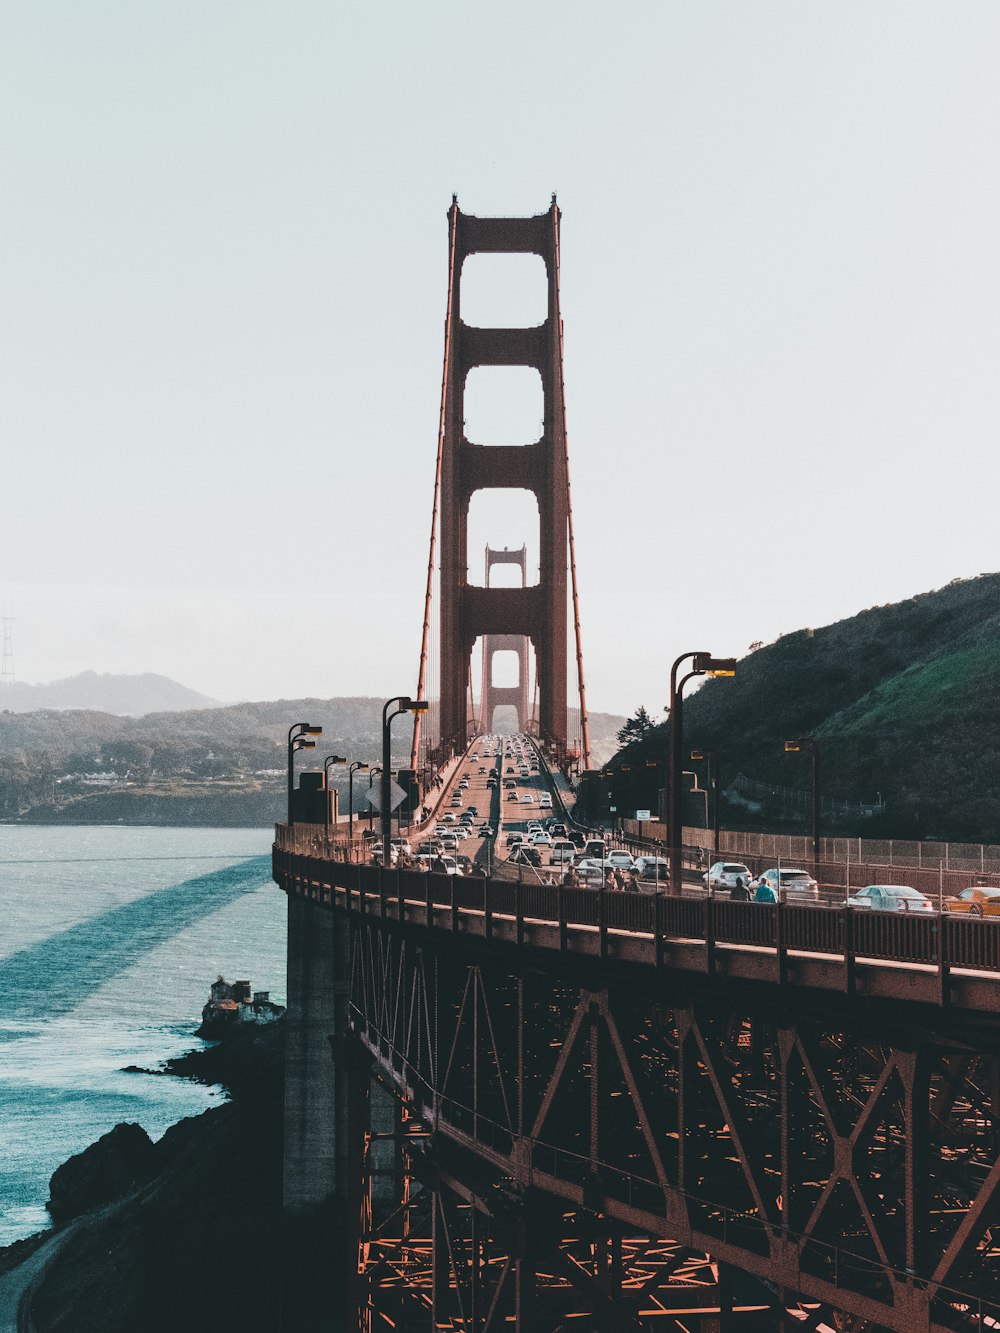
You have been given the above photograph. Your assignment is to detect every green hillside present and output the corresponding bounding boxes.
[587,574,1000,842]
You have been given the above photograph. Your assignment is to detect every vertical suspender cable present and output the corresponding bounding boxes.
[411,198,459,770]
[552,207,593,771]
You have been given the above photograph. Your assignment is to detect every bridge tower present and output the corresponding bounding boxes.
[411,197,592,768]
[480,545,530,734]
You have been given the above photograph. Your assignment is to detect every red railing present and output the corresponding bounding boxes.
[273,849,1000,995]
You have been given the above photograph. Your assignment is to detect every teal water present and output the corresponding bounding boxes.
[0,826,285,1246]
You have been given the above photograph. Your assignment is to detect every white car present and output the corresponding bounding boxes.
[606,850,634,870]
[703,862,756,893]
[521,794,534,804]
[539,795,553,809]
[440,812,457,824]
[530,831,552,846]
[551,841,576,864]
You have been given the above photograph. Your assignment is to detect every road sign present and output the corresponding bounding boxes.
[636,809,652,821]
[366,778,408,813]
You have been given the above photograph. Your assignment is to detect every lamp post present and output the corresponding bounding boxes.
[348,761,368,850]
[691,748,719,864]
[367,767,382,834]
[669,653,735,896]
[784,737,820,870]
[287,722,323,825]
[683,770,709,830]
[322,754,347,836]
[382,697,429,866]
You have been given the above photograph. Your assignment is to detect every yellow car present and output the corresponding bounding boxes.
[944,886,1000,917]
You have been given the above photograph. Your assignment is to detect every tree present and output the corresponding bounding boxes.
[617,706,654,746]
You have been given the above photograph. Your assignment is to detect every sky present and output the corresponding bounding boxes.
[2,2,999,718]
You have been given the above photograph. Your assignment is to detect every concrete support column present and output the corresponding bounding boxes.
[283,894,351,1210]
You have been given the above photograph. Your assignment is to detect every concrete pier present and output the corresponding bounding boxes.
[283,894,351,1211]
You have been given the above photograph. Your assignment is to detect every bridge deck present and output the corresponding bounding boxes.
[274,851,1000,1014]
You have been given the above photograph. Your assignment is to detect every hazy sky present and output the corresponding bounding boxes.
[3,3,999,716]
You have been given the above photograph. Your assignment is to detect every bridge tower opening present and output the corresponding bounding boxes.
[410,197,592,769]
[480,544,531,735]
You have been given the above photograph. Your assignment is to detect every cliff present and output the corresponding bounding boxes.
[19,1025,292,1332]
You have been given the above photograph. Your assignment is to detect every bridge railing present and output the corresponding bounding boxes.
[274,848,1000,983]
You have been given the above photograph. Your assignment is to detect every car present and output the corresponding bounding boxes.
[633,856,670,882]
[550,823,568,838]
[504,779,517,790]
[390,838,412,856]
[551,840,576,864]
[456,855,476,874]
[849,884,934,912]
[466,805,478,815]
[510,845,542,867]
[478,766,486,774]
[521,794,534,804]
[945,886,1000,916]
[606,850,634,870]
[506,766,515,774]
[703,862,756,894]
[530,831,552,846]
[576,856,615,874]
[755,868,820,902]
[478,824,493,838]
[539,794,553,809]
[507,792,519,802]
[505,833,523,849]
[583,839,607,861]
[437,855,462,876]
[438,834,459,850]
[440,812,457,824]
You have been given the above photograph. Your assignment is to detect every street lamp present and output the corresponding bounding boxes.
[669,653,735,896]
[382,697,429,865]
[784,737,820,869]
[368,767,382,834]
[348,761,368,848]
[683,770,709,830]
[287,723,322,824]
[322,754,347,835]
[691,748,719,864]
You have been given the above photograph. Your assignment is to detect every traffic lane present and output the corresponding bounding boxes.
[497,752,559,867]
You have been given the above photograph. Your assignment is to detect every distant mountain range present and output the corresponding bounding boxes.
[0,671,220,716]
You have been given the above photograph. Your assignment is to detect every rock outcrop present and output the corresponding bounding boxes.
[47,1123,156,1225]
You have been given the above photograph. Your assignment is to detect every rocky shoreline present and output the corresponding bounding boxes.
[0,1022,287,1332]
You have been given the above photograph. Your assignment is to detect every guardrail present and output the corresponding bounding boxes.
[273,850,1000,996]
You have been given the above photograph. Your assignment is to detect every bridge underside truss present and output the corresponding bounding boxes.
[348,922,1000,1332]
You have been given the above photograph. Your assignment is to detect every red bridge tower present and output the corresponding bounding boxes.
[411,197,591,766]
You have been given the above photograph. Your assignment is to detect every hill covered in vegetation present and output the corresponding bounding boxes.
[0,694,625,825]
[589,574,1000,843]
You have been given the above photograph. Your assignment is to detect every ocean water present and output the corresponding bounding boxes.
[0,825,285,1246]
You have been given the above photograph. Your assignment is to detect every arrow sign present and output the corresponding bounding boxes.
[366,778,408,813]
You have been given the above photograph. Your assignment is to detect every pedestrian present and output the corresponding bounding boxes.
[730,877,751,902]
[754,877,777,904]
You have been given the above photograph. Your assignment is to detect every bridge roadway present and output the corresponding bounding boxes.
[276,739,1000,1331]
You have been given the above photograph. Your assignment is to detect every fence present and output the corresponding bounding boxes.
[619,820,1000,874]
[274,849,1000,982]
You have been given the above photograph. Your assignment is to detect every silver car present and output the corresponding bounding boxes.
[849,884,934,913]
[757,868,820,902]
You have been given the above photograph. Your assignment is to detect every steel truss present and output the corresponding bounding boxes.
[346,920,1000,1331]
